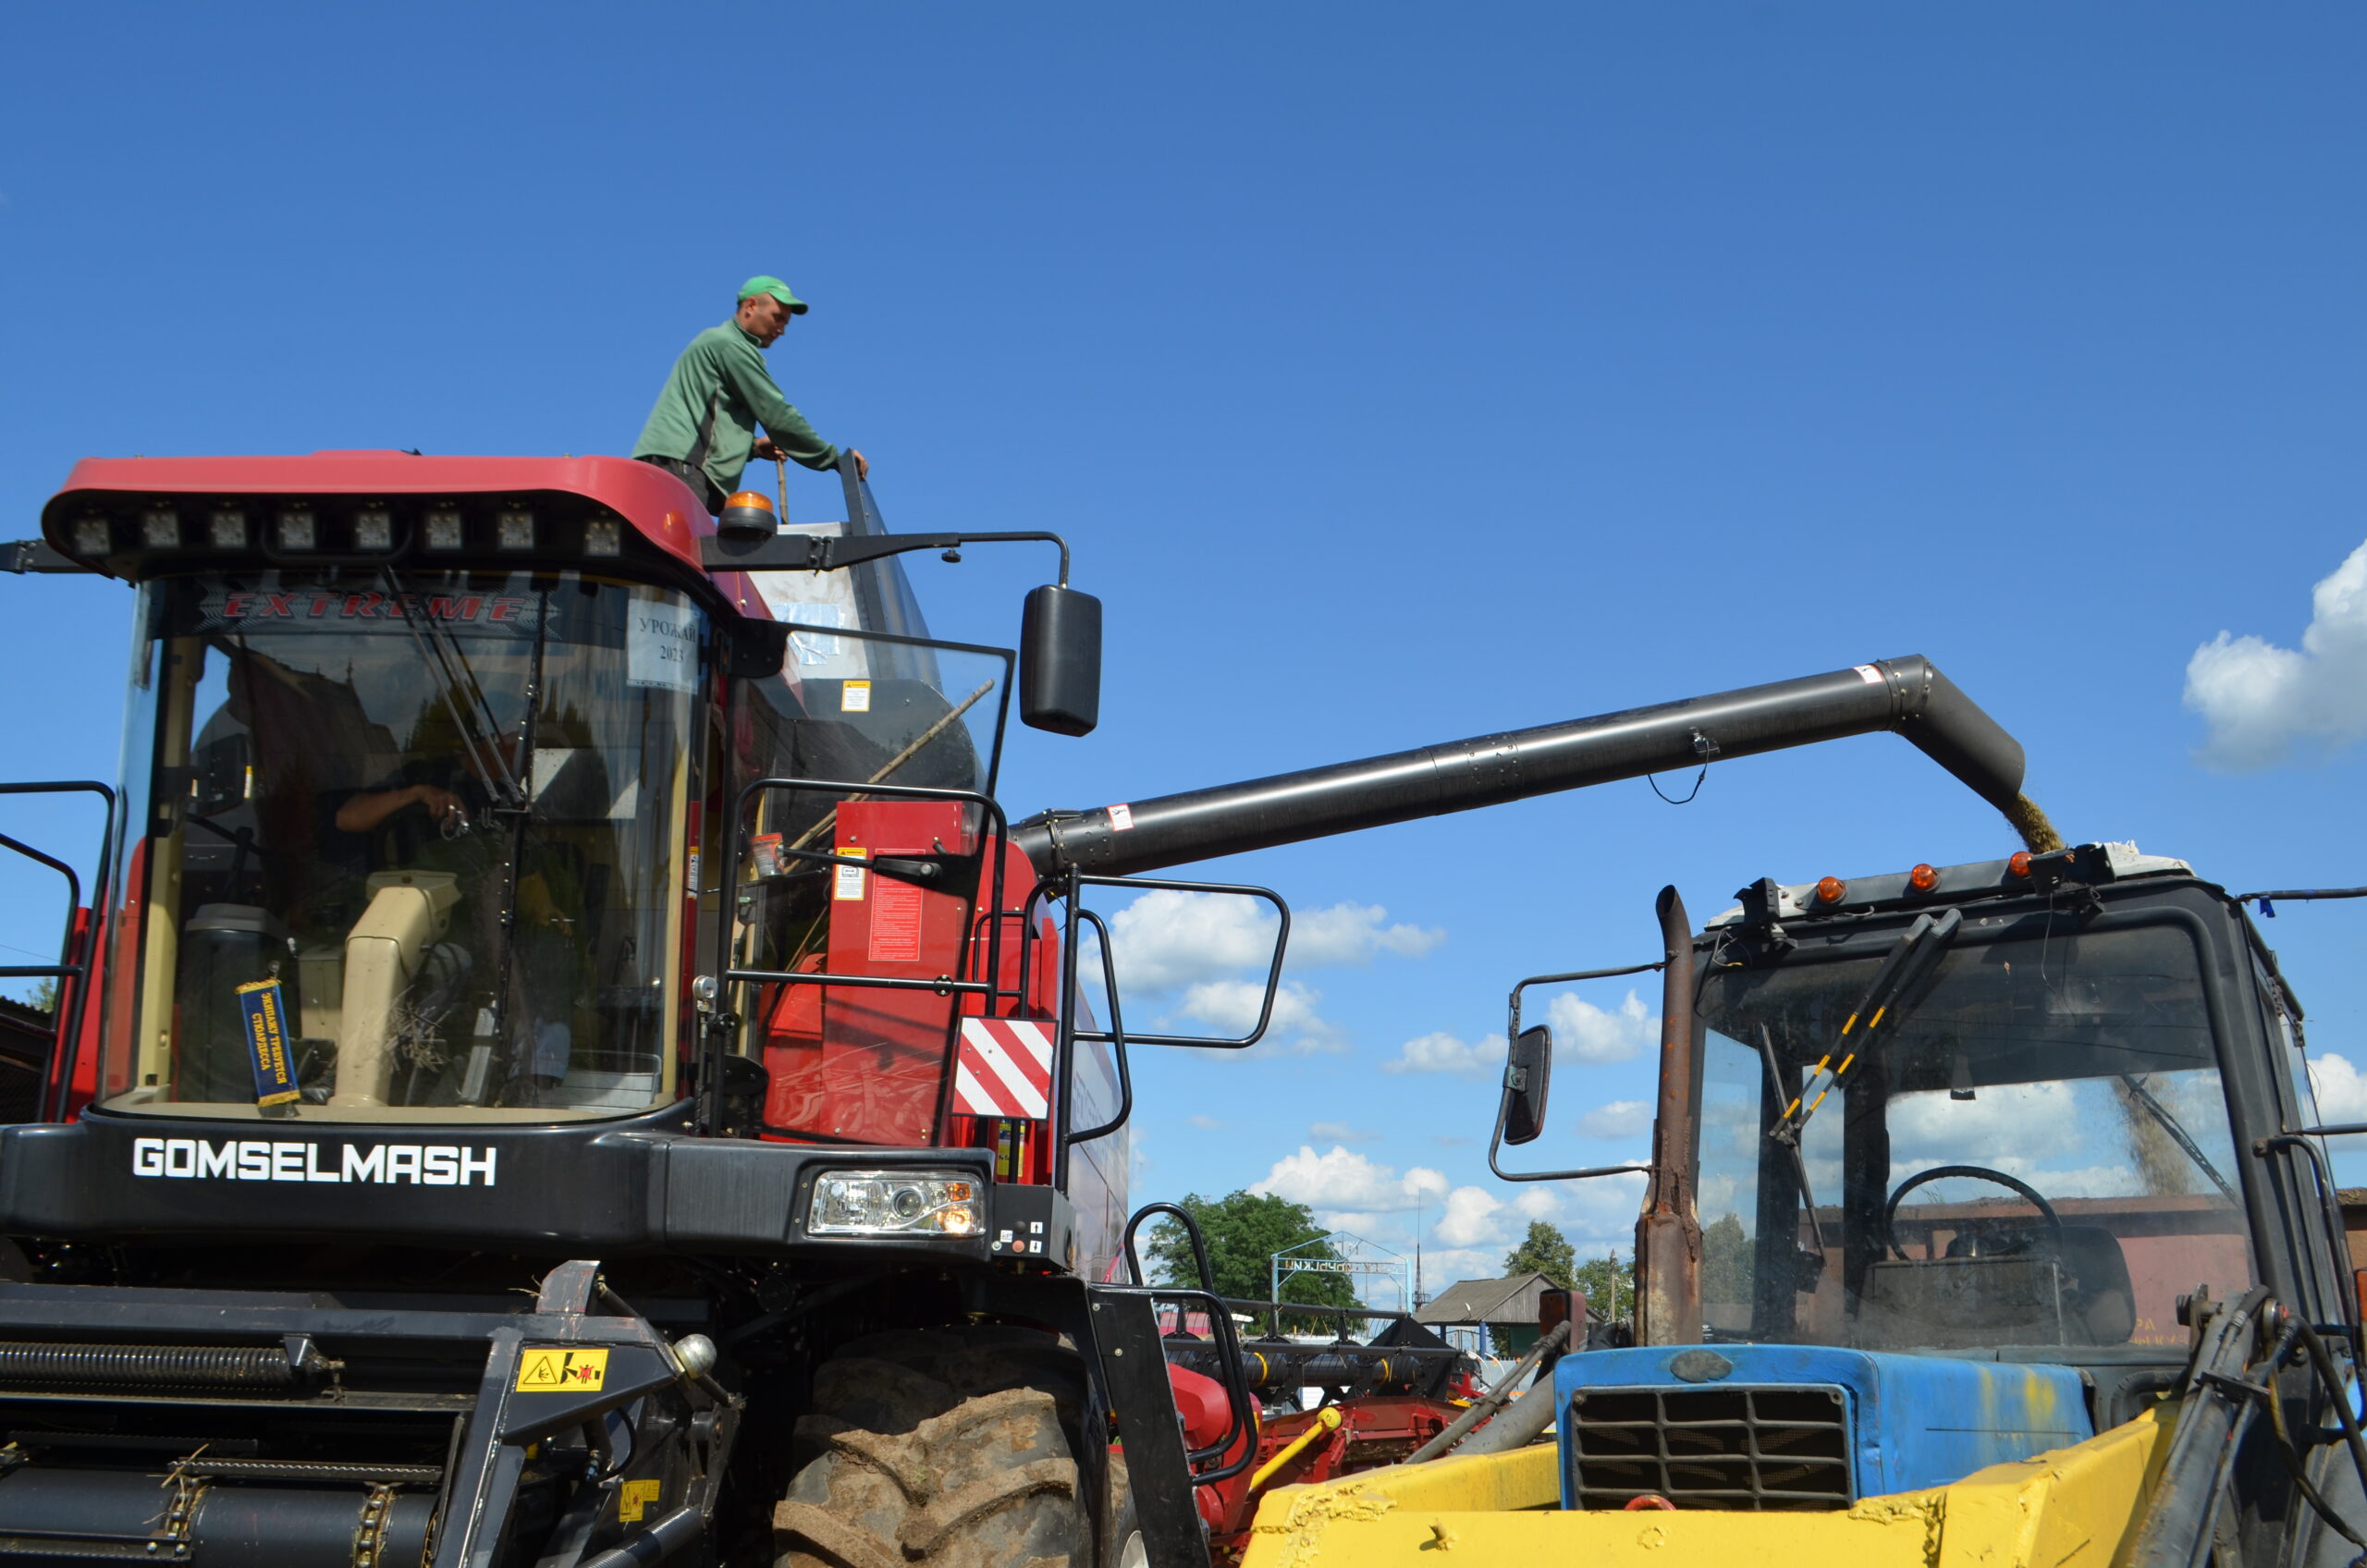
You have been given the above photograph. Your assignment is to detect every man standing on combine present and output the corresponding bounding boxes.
[632,276,868,514]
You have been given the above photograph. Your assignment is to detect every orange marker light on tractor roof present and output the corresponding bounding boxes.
[718,489,777,538]
[1907,864,1940,893]
[2008,851,2032,879]
[1814,876,1846,905]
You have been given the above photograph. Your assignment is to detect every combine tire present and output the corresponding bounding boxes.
[775,1326,1095,1568]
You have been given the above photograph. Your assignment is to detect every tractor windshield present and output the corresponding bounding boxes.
[1694,916,2253,1353]
[101,570,701,1121]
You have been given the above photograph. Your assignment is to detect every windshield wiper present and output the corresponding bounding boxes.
[1757,1023,1830,1275]
[1772,906,1963,1145]
[2116,1072,2242,1207]
[382,569,529,812]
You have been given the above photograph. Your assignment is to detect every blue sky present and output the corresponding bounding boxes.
[3,5,2363,1292]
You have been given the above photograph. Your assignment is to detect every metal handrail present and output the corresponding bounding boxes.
[0,781,117,1121]
[1489,959,1667,1184]
[1118,1203,1259,1484]
[712,776,1009,1139]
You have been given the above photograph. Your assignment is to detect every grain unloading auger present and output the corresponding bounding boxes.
[1234,853,2367,1568]
[0,447,2048,1568]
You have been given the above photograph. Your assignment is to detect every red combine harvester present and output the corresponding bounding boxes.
[0,448,2035,1568]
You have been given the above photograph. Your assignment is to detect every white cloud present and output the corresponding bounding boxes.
[1310,1121,1379,1144]
[1435,1186,1505,1248]
[1098,889,1444,992]
[1513,1186,1564,1219]
[1252,1145,1448,1214]
[2185,539,2367,769]
[1419,1247,1512,1289]
[1546,988,1659,1065]
[1405,1166,1452,1199]
[2309,1052,2367,1129]
[1094,890,1446,1053]
[1576,1098,1651,1140]
[1384,1030,1504,1076]
[1177,978,1343,1052]
[1100,888,1279,991]
[1184,1113,1226,1131]
[1288,902,1446,967]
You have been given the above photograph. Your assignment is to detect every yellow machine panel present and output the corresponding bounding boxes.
[1240,1405,2173,1568]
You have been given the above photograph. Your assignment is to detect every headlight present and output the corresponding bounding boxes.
[808,1170,979,1238]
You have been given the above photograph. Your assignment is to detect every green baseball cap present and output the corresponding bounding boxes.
[737,275,809,314]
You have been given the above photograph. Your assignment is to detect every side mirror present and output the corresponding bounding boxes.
[1019,584,1102,737]
[1502,1024,1552,1145]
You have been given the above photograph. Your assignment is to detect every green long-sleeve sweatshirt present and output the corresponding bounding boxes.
[631,322,840,496]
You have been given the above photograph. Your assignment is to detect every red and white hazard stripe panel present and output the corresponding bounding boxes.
[954,1019,1055,1121]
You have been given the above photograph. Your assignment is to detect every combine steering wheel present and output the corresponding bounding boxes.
[1882,1164,2064,1262]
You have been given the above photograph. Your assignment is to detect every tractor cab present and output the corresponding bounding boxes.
[1485,844,2356,1511]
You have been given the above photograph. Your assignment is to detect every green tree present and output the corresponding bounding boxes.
[1699,1212,1753,1312]
[1146,1191,1358,1322]
[1573,1249,1637,1326]
[1502,1220,1577,1290]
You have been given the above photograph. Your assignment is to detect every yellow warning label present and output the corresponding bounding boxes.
[515,1346,608,1391]
[619,1478,663,1523]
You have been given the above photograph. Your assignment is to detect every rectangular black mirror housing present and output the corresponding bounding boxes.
[1502,1023,1553,1145]
[1020,584,1101,736]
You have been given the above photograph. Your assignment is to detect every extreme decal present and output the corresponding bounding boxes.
[131,1137,497,1186]
[195,589,546,635]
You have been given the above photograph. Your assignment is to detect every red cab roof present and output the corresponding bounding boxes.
[48,450,717,575]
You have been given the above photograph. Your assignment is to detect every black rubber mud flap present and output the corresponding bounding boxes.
[1088,1289,1212,1568]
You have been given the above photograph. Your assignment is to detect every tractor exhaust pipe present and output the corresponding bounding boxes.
[1014,655,2028,878]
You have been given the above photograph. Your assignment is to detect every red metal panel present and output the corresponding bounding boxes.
[760,800,972,1144]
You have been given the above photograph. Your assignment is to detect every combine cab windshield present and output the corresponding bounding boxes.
[104,570,701,1121]
[1695,918,2253,1352]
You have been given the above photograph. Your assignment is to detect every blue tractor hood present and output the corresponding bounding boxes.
[1552,1343,2091,1510]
